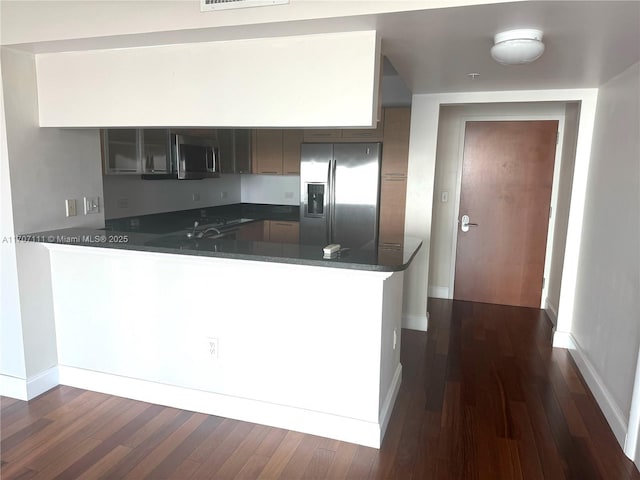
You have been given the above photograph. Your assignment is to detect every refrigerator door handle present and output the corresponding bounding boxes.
[325,157,338,244]
[329,157,337,243]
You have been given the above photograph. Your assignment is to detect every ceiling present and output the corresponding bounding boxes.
[3,1,639,94]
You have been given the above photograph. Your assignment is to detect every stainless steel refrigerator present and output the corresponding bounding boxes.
[299,142,381,250]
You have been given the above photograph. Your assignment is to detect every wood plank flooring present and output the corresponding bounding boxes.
[2,299,638,479]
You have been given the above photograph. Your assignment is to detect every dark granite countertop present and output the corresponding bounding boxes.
[103,203,299,234]
[25,204,421,272]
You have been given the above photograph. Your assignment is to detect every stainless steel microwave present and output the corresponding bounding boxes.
[174,134,220,180]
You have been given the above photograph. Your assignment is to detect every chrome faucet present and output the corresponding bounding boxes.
[186,221,222,239]
[196,227,222,238]
[186,221,199,239]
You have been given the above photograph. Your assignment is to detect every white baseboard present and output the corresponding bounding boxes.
[545,298,558,326]
[552,330,576,349]
[1,366,59,401]
[402,313,429,331]
[27,366,59,399]
[561,334,628,446]
[58,365,385,448]
[428,286,450,299]
[0,375,28,400]
[379,363,402,443]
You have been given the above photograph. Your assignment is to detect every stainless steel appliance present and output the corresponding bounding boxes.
[300,143,381,250]
[174,134,220,180]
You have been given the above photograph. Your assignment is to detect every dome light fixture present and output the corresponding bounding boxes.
[490,29,545,65]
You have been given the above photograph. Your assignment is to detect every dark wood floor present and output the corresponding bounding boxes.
[2,299,638,479]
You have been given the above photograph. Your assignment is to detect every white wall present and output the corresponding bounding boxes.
[1,46,106,395]
[49,245,402,447]
[0,57,26,383]
[570,62,640,446]
[240,175,300,206]
[36,31,381,129]
[2,47,104,234]
[427,102,567,300]
[546,102,580,320]
[103,174,242,219]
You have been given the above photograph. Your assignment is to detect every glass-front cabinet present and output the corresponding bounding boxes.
[141,129,171,174]
[102,129,172,175]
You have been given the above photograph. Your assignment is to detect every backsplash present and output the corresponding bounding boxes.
[103,174,242,219]
[103,174,301,219]
[240,175,300,206]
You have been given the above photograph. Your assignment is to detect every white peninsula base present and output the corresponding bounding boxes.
[48,245,404,448]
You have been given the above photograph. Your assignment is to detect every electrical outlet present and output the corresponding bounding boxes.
[441,191,449,203]
[83,197,100,215]
[192,192,201,202]
[284,191,294,199]
[65,199,77,217]
[220,191,228,200]
[206,336,219,360]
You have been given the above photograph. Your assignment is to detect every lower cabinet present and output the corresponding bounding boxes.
[264,220,300,244]
[236,220,300,244]
[236,221,265,241]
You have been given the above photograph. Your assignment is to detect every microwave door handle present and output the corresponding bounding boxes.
[207,149,215,173]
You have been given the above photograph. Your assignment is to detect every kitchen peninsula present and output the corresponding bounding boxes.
[26,205,421,448]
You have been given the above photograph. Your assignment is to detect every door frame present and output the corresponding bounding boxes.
[447,113,566,308]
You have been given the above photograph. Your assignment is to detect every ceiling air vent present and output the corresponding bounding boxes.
[201,0,289,12]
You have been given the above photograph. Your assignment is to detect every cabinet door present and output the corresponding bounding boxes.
[381,107,411,176]
[234,129,252,174]
[341,110,385,141]
[282,130,303,175]
[253,130,283,174]
[141,129,170,174]
[303,129,341,142]
[237,221,264,241]
[217,129,235,174]
[267,221,300,244]
[103,129,140,174]
[378,177,407,246]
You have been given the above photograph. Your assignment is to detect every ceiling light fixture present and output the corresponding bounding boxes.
[490,29,545,65]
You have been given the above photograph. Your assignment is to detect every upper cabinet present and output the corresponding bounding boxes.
[218,129,252,174]
[304,110,385,143]
[252,129,303,175]
[102,128,171,175]
[380,108,410,177]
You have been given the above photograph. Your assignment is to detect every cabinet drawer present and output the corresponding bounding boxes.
[266,221,300,244]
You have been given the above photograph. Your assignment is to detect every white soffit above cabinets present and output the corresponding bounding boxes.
[35,31,381,128]
[200,0,289,12]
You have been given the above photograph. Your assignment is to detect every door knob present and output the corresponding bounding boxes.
[460,214,479,232]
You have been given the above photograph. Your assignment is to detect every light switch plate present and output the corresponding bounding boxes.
[65,199,77,217]
[84,196,100,215]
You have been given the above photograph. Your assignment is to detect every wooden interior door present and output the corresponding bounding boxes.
[453,120,557,308]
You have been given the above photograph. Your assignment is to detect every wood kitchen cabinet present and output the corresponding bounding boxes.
[236,221,265,241]
[303,111,384,143]
[263,220,300,244]
[378,107,411,246]
[252,129,302,175]
[303,129,342,142]
[282,130,303,175]
[252,130,284,174]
